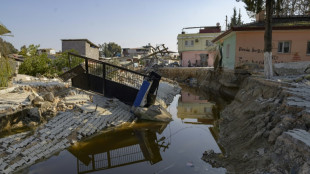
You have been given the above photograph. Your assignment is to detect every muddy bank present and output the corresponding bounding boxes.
[202,76,310,173]
[158,67,250,100]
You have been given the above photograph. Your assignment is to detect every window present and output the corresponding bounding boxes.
[307,41,310,55]
[226,44,230,58]
[206,40,211,46]
[185,40,194,47]
[278,41,291,53]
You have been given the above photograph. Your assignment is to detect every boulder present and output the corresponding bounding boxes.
[28,107,41,121]
[33,96,44,103]
[43,92,54,102]
[133,105,172,122]
[28,93,36,102]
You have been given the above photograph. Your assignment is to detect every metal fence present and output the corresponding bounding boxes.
[68,53,148,104]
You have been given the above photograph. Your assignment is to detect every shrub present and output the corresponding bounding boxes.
[19,53,51,76]
[0,57,13,87]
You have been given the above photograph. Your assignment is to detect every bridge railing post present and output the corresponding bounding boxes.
[68,53,72,69]
[103,63,106,95]
[85,59,90,90]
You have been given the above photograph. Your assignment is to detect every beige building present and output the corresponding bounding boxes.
[62,39,99,60]
[177,26,222,67]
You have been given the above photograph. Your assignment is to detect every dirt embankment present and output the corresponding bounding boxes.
[158,67,250,100]
[203,76,310,173]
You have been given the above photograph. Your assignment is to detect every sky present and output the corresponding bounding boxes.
[0,0,252,52]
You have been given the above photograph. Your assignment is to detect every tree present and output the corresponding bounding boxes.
[18,44,52,76]
[264,0,273,79]
[237,0,310,17]
[280,0,310,15]
[228,7,243,29]
[228,7,242,28]
[237,0,264,18]
[99,42,121,58]
[51,49,82,75]
[238,9,242,25]
[231,7,238,27]
[0,38,18,57]
[0,57,13,87]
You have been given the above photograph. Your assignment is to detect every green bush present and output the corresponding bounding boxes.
[19,53,51,76]
[0,57,13,87]
[18,44,82,77]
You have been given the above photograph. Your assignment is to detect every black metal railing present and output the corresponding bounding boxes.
[68,53,149,104]
[68,53,147,85]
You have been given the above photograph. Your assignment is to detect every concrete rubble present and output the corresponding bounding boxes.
[132,82,181,122]
[0,74,179,174]
[274,61,310,76]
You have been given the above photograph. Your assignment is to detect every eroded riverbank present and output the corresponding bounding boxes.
[159,67,310,173]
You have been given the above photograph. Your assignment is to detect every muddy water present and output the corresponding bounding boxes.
[24,89,226,174]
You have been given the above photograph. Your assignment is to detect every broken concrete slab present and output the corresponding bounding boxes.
[64,94,90,105]
[133,105,172,122]
[274,61,310,76]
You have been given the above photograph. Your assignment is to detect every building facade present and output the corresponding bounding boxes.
[62,39,99,60]
[213,15,310,69]
[122,44,153,58]
[177,26,222,67]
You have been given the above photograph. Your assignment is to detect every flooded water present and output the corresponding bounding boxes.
[24,88,226,174]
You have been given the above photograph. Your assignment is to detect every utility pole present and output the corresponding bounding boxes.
[225,15,228,30]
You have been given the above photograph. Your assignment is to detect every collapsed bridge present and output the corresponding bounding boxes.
[60,52,161,106]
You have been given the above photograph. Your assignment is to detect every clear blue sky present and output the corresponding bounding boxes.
[0,0,251,52]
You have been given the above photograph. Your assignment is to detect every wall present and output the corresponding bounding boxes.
[181,51,215,67]
[222,33,236,70]
[85,42,99,60]
[177,32,221,52]
[62,41,86,56]
[235,30,310,67]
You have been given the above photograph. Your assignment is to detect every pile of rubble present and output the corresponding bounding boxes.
[0,74,181,173]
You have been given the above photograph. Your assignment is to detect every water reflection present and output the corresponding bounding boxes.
[27,88,227,174]
[68,122,169,174]
[178,91,215,125]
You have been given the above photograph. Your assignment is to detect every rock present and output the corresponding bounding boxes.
[40,102,53,112]
[43,92,54,102]
[57,102,67,111]
[68,90,76,96]
[33,96,44,103]
[28,121,38,127]
[28,107,41,121]
[11,121,24,129]
[203,150,215,157]
[186,162,194,167]
[268,127,283,143]
[299,162,310,174]
[133,105,172,122]
[256,148,265,156]
[28,93,37,102]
